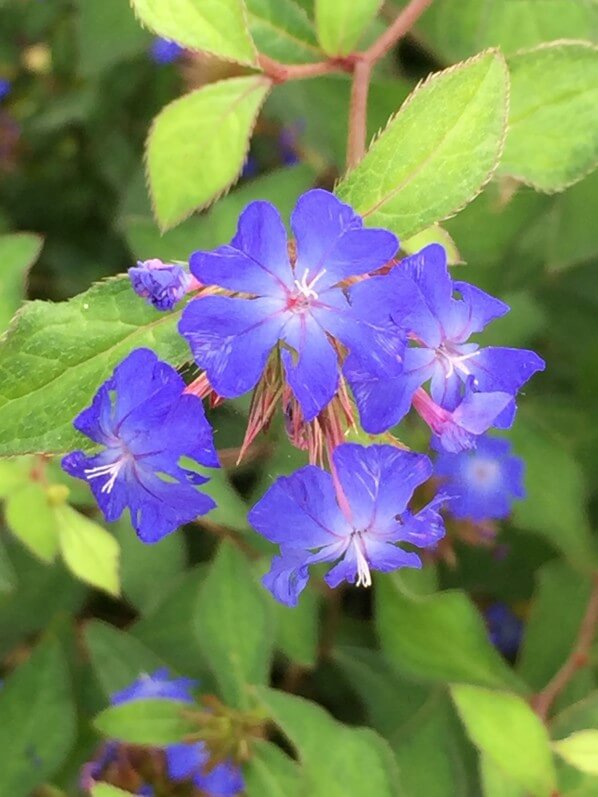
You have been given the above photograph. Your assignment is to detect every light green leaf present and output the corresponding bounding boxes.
[500,42,598,192]
[247,0,322,63]
[94,698,196,745]
[553,731,598,776]
[0,233,42,332]
[401,224,461,264]
[123,163,316,262]
[56,505,120,597]
[451,684,557,797]
[84,620,169,697]
[255,687,400,797]
[92,785,136,797]
[376,575,526,691]
[245,739,303,797]
[336,50,509,240]
[0,276,188,458]
[130,0,257,65]
[0,458,31,499]
[315,0,382,55]
[0,638,76,797]
[195,542,274,708]
[480,754,527,797]
[4,482,60,563]
[147,76,272,230]
[509,413,597,568]
[77,0,150,76]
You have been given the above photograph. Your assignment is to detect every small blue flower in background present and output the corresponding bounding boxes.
[345,243,545,450]
[129,258,193,311]
[111,669,244,797]
[278,124,302,166]
[0,79,11,102]
[485,602,523,659]
[435,435,525,521]
[241,153,259,179]
[137,787,154,797]
[150,37,185,65]
[62,349,218,543]
[249,443,446,606]
[179,189,403,422]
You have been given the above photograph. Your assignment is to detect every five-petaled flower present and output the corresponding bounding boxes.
[111,670,244,797]
[129,258,193,311]
[345,244,545,451]
[179,189,403,424]
[435,435,525,521]
[62,348,218,543]
[248,443,446,606]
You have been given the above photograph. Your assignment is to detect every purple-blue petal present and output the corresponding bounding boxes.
[397,244,453,334]
[262,548,311,607]
[448,281,509,341]
[129,260,191,311]
[111,669,196,705]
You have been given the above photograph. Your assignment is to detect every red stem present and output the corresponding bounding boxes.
[346,59,373,169]
[362,0,435,63]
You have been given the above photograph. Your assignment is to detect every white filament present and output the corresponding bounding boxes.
[84,459,125,494]
[352,535,372,588]
[293,268,327,300]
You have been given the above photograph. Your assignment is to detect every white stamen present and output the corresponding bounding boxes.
[352,535,372,588]
[293,268,327,300]
[442,349,480,379]
[84,459,125,494]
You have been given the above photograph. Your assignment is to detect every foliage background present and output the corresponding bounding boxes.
[0,1,597,796]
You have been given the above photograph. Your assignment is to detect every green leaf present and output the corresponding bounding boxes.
[0,276,188,458]
[500,42,598,192]
[401,224,461,264]
[518,562,594,693]
[113,518,185,612]
[0,457,31,499]
[376,574,526,691]
[336,50,509,240]
[275,586,319,667]
[94,698,196,745]
[0,637,76,797]
[56,505,120,597]
[0,233,42,332]
[92,785,136,797]
[123,163,316,261]
[77,0,149,77]
[255,687,400,797]
[509,414,597,568]
[315,0,382,55]
[247,0,322,63]
[245,739,303,797]
[0,537,17,594]
[545,169,598,272]
[553,731,598,776]
[130,0,257,65]
[84,620,169,697]
[480,754,527,797]
[4,482,60,562]
[552,693,598,740]
[451,684,557,797]
[147,76,272,230]
[195,542,274,708]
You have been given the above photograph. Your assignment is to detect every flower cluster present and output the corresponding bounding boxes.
[64,189,544,603]
[82,669,244,796]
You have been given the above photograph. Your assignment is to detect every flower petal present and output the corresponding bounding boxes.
[448,282,509,341]
[262,548,311,607]
[362,538,423,572]
[397,244,452,335]
[190,201,293,296]
[291,189,398,290]
[179,295,286,398]
[468,347,545,395]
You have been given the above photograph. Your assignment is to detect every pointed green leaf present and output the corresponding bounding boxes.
[247,0,321,63]
[376,575,526,691]
[130,0,257,65]
[78,0,150,77]
[500,42,598,192]
[56,505,120,597]
[94,698,196,745]
[336,50,509,240]
[147,76,272,230]
[315,0,382,55]
[195,542,274,708]
[480,754,527,797]
[0,638,76,797]
[5,483,60,563]
[553,731,598,776]
[245,740,303,797]
[0,276,188,458]
[92,785,136,797]
[452,685,557,797]
[0,233,42,332]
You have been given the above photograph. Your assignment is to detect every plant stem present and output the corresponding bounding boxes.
[345,0,435,168]
[258,54,350,83]
[532,574,598,722]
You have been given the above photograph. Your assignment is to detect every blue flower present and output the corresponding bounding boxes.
[110,668,196,705]
[129,258,193,311]
[167,743,244,796]
[345,244,545,449]
[179,189,403,422]
[137,787,155,797]
[150,37,184,64]
[248,443,445,606]
[62,348,218,543]
[485,602,523,658]
[0,79,11,102]
[435,435,525,521]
